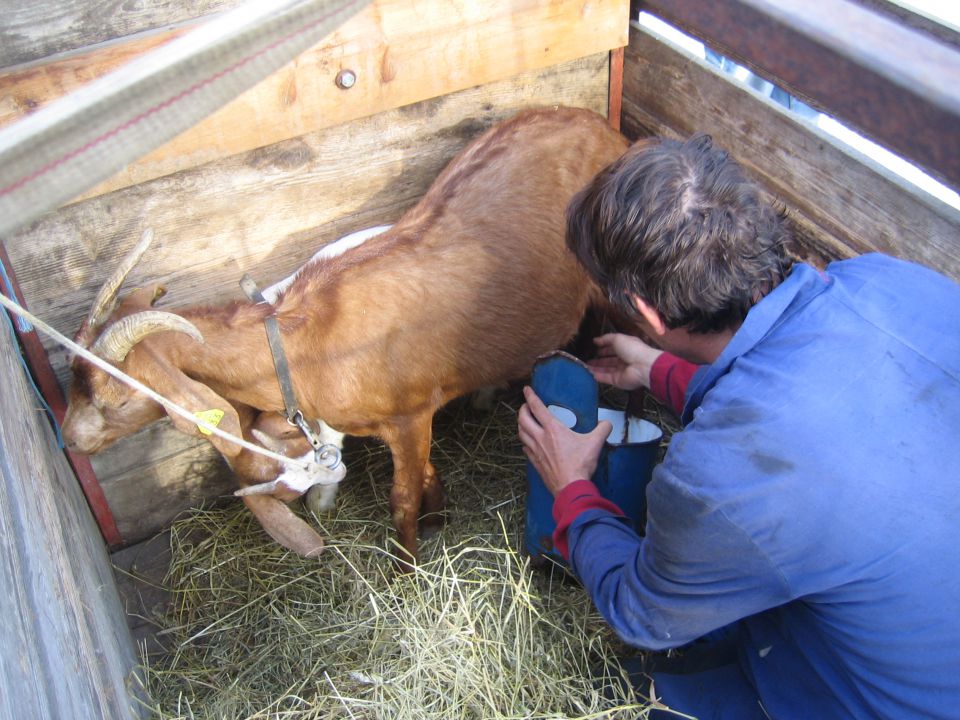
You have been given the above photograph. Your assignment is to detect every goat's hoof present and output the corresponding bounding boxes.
[391,554,417,575]
[419,510,448,540]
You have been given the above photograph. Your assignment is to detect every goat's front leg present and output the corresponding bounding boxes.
[384,411,436,570]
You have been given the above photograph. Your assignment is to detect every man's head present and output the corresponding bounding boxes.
[567,134,792,336]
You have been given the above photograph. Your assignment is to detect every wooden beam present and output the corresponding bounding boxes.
[0,297,141,718]
[0,0,628,203]
[622,22,960,280]
[848,0,960,49]
[608,48,624,132]
[0,29,191,131]
[633,0,960,191]
[0,0,237,69]
[0,244,122,547]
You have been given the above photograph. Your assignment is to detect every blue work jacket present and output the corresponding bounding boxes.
[564,254,960,719]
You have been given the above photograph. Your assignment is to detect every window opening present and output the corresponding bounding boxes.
[636,11,960,211]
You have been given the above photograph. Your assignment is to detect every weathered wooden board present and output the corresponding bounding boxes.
[0,0,237,69]
[850,0,960,49]
[93,424,234,543]
[0,0,628,203]
[633,0,960,191]
[621,22,960,279]
[6,53,610,545]
[111,530,174,658]
[0,316,142,717]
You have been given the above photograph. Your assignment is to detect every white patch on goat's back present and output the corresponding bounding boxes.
[315,224,392,261]
[262,225,392,303]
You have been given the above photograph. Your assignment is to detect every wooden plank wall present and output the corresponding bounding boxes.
[621,21,960,279]
[0,0,237,68]
[0,318,142,718]
[0,0,627,201]
[0,0,626,545]
[633,0,960,192]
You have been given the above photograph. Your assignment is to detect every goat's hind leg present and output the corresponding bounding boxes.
[384,411,440,571]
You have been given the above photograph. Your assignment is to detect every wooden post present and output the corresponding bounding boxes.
[0,307,142,717]
[608,47,625,132]
[0,242,122,547]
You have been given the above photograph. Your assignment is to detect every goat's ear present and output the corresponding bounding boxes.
[119,285,167,311]
[161,374,244,458]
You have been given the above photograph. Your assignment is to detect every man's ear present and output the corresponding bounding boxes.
[627,293,668,336]
[162,373,244,458]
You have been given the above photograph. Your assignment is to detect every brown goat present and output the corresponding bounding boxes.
[62,106,630,565]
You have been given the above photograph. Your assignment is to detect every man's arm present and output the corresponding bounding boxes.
[555,469,791,650]
[519,381,789,651]
[551,479,625,558]
[588,334,700,416]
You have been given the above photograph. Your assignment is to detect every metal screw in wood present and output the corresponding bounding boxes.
[335,69,357,89]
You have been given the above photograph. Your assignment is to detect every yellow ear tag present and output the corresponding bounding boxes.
[194,409,225,435]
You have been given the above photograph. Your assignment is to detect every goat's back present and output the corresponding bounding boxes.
[284,107,629,419]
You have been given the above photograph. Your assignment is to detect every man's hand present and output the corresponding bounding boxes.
[518,386,612,497]
[588,333,664,391]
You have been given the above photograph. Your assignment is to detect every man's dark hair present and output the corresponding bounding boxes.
[566,134,792,334]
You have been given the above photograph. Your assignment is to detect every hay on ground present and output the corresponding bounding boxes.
[134,386,680,719]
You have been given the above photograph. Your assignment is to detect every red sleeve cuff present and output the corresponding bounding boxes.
[649,352,700,416]
[552,480,625,560]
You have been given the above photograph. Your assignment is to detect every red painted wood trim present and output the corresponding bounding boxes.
[0,243,122,547]
[608,47,625,132]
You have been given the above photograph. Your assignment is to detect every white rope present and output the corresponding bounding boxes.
[0,291,317,474]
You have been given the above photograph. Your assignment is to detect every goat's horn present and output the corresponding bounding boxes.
[92,310,203,362]
[241,495,325,557]
[251,428,287,455]
[77,228,155,347]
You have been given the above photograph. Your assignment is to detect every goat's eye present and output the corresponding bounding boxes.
[96,396,129,413]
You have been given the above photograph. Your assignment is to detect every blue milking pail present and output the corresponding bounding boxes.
[523,351,663,565]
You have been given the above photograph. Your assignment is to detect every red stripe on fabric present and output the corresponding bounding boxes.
[551,479,625,560]
[649,352,699,416]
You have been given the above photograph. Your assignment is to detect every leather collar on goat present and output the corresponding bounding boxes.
[239,273,341,470]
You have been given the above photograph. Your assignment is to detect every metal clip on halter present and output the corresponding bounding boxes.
[289,410,342,470]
